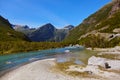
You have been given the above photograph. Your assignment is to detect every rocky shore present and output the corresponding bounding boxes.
[0,46,120,80]
[67,46,120,80]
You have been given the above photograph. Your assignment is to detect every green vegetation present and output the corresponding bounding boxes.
[96,11,120,33]
[54,61,99,78]
[64,3,113,43]
[54,62,91,77]
[109,37,120,47]
[0,41,69,55]
[0,16,30,41]
[79,34,108,48]
[1,1,120,55]
[96,54,120,60]
[64,1,120,48]
[0,16,70,55]
[55,62,75,71]
[67,71,92,77]
[79,34,120,48]
[78,50,97,64]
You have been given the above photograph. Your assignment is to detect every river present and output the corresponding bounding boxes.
[0,46,96,76]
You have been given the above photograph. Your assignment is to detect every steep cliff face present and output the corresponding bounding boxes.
[64,1,120,47]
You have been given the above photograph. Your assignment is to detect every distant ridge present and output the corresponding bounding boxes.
[13,23,74,42]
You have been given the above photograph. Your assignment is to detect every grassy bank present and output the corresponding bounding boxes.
[0,41,70,55]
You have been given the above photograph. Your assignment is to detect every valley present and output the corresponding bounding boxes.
[0,0,120,80]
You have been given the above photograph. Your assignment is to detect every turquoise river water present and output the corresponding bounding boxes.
[0,46,96,76]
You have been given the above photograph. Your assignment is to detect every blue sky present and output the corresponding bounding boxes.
[0,0,111,28]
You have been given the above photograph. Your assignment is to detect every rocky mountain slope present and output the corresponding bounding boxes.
[53,25,74,42]
[0,16,69,54]
[28,23,56,42]
[64,25,74,30]
[64,0,120,48]
[28,23,74,42]
[13,23,74,42]
[12,24,36,35]
[0,15,30,41]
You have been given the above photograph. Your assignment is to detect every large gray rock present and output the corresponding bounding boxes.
[88,56,120,70]
[113,28,120,33]
[88,56,106,67]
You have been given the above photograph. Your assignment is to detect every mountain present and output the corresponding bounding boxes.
[26,23,74,42]
[64,0,120,47]
[12,22,74,42]
[64,25,74,30]
[0,16,67,54]
[12,25,29,29]
[53,25,74,42]
[0,15,30,41]
[54,29,69,42]
[12,24,36,35]
[28,23,56,42]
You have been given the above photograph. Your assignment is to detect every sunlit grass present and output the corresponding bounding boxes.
[67,71,92,77]
[54,61,76,71]
[96,54,120,60]
[77,50,97,64]
[53,61,101,78]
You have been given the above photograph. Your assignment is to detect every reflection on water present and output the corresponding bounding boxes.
[74,59,83,64]
[29,58,39,61]
[56,51,74,62]
[55,49,96,65]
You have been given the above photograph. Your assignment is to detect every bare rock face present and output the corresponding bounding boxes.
[28,23,74,42]
[109,0,120,16]
[88,56,106,67]
[113,28,120,33]
[112,0,120,3]
[83,17,96,25]
[28,23,56,42]
[64,25,74,30]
